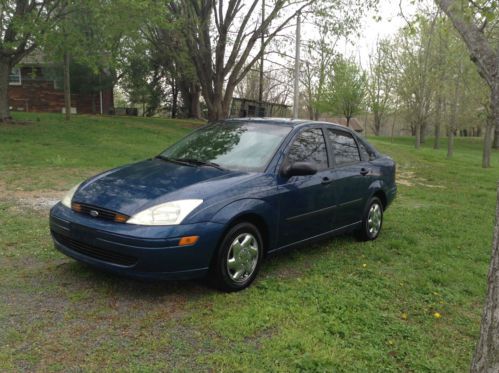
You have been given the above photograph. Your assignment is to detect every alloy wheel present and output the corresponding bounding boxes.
[226,233,259,283]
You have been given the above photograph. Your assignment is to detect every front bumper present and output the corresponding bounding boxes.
[49,203,225,280]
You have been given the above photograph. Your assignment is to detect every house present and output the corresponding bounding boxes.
[230,97,290,118]
[319,116,364,132]
[8,51,114,114]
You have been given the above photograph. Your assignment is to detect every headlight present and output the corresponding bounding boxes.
[127,199,203,226]
[61,182,82,208]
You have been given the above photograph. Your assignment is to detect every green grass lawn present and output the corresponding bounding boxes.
[0,112,497,372]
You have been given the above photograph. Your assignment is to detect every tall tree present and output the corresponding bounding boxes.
[301,21,338,121]
[319,58,366,127]
[395,15,438,148]
[147,11,202,119]
[436,0,497,168]
[235,63,292,106]
[300,1,373,121]
[433,0,499,370]
[0,0,65,121]
[174,0,314,121]
[42,0,156,119]
[366,38,395,136]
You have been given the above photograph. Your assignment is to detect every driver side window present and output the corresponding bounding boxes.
[286,128,328,170]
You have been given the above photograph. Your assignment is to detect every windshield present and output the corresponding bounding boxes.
[160,121,292,172]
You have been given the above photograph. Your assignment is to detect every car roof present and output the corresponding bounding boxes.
[226,117,356,133]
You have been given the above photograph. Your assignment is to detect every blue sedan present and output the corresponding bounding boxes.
[50,118,396,291]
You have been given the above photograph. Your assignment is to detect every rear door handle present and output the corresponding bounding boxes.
[360,168,369,176]
[321,176,333,185]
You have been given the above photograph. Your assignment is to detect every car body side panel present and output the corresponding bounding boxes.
[276,171,337,247]
[210,198,280,250]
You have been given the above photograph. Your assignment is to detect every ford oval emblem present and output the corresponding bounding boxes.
[89,210,99,217]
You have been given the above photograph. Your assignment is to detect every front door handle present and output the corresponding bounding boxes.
[360,168,369,176]
[321,176,333,185]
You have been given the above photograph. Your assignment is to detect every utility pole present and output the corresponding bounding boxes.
[293,12,301,120]
[258,0,265,117]
[63,50,71,121]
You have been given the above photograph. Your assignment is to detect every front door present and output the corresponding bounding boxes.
[277,128,336,247]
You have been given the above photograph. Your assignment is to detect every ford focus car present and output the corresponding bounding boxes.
[49,118,397,291]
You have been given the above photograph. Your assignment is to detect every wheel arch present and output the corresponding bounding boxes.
[210,198,278,258]
[372,189,387,209]
[367,180,388,209]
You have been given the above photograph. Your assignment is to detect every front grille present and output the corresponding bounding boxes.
[52,231,137,267]
[71,202,129,223]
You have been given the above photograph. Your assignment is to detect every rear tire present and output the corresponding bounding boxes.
[357,197,384,241]
[211,222,263,292]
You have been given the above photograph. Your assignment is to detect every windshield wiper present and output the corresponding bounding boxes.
[154,155,195,167]
[175,158,226,171]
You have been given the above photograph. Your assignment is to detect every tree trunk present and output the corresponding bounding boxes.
[346,116,351,128]
[307,105,314,120]
[374,113,381,136]
[447,127,454,159]
[178,81,201,119]
[448,78,460,159]
[420,122,426,144]
[470,182,499,372]
[434,95,442,149]
[0,60,12,122]
[415,120,421,149]
[482,89,499,168]
[190,86,201,119]
[171,81,178,119]
[494,117,499,149]
[391,111,398,143]
[63,51,71,121]
[483,122,493,168]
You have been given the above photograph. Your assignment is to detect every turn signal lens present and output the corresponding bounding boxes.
[72,202,82,212]
[114,214,128,223]
[178,236,199,246]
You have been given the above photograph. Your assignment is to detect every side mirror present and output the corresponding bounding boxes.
[281,162,318,178]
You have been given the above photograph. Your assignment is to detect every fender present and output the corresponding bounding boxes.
[211,198,279,251]
[367,179,385,195]
[367,179,390,208]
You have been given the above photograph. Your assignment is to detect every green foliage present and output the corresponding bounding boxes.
[42,0,159,72]
[301,0,378,119]
[318,58,366,123]
[69,62,115,94]
[393,12,488,136]
[366,38,396,135]
[0,1,63,62]
[0,112,496,371]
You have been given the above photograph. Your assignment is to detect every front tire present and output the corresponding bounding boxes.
[211,222,263,292]
[357,197,384,241]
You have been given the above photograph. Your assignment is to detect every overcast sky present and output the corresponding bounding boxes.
[354,0,418,65]
[299,0,421,66]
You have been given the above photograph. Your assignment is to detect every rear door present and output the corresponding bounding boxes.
[327,129,372,228]
[277,127,336,247]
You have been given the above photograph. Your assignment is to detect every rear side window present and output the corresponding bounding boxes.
[358,141,372,160]
[327,130,360,166]
[287,128,328,170]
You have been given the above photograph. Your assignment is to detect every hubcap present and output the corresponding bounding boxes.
[367,203,382,236]
[227,233,259,283]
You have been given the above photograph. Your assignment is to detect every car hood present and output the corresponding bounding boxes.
[73,158,246,215]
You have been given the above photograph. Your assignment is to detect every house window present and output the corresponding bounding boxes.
[9,67,21,85]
